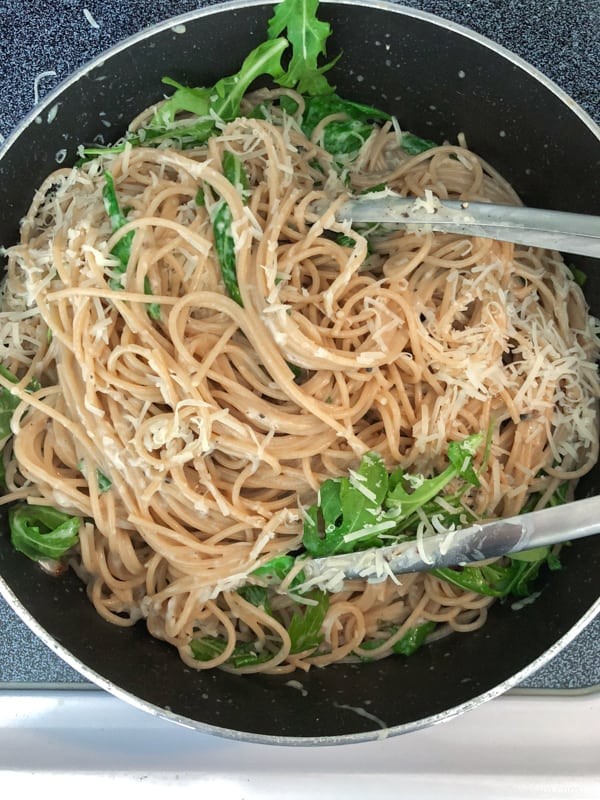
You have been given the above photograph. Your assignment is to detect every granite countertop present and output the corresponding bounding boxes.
[0,0,598,690]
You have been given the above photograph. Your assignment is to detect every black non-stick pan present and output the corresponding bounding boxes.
[0,0,598,743]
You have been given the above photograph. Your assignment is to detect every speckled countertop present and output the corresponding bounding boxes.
[0,0,598,690]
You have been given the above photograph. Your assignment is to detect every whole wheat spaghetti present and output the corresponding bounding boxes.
[1,88,598,674]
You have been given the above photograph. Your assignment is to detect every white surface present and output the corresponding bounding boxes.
[0,688,598,797]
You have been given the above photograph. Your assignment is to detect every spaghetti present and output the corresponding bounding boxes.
[1,87,599,674]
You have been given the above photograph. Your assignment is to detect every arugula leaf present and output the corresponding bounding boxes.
[9,504,81,561]
[0,365,41,440]
[0,366,21,440]
[303,435,483,558]
[211,201,242,306]
[251,554,297,583]
[267,0,336,95]
[148,38,288,146]
[209,151,251,307]
[392,620,436,656]
[143,276,161,321]
[336,232,374,256]
[302,94,390,138]
[237,584,272,615]
[96,469,112,493]
[303,451,392,557]
[361,620,436,658]
[568,263,587,287]
[431,546,562,600]
[385,433,482,516]
[288,589,329,653]
[190,636,273,668]
[401,132,438,155]
[222,151,249,194]
[102,171,134,275]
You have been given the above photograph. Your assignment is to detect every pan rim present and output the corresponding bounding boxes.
[0,0,598,746]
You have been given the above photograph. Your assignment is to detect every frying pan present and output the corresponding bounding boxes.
[0,0,598,744]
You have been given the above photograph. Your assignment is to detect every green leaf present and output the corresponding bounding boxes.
[222,151,249,194]
[0,367,21,440]
[96,469,112,493]
[251,554,296,583]
[148,38,288,146]
[567,263,587,287]
[401,132,438,155]
[190,636,227,661]
[102,172,134,274]
[385,434,482,518]
[9,504,81,561]
[0,366,41,440]
[267,0,336,95]
[143,276,161,320]
[288,590,329,654]
[211,201,243,306]
[237,584,272,615]
[195,188,206,206]
[392,621,436,656]
[190,636,273,668]
[336,233,373,256]
[302,93,390,139]
[303,451,392,557]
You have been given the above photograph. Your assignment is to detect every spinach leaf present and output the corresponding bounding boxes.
[9,504,81,561]
[401,132,438,155]
[267,0,336,95]
[287,590,329,653]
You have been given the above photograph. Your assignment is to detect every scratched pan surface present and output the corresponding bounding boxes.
[0,0,598,743]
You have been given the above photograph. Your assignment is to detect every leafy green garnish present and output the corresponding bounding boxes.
[211,201,242,306]
[95,469,112,493]
[0,365,41,440]
[302,94,390,158]
[392,621,436,656]
[251,554,297,583]
[361,620,436,658]
[237,584,272,615]
[288,590,329,653]
[190,636,273,668]
[267,0,336,95]
[102,171,134,273]
[209,151,251,307]
[148,38,288,146]
[302,434,483,557]
[400,132,438,155]
[0,366,22,440]
[431,547,562,599]
[143,276,161,320]
[567,263,587,287]
[9,504,81,561]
